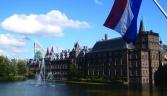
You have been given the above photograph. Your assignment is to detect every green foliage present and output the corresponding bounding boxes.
[69,62,79,80]
[7,62,18,77]
[17,60,28,76]
[0,56,29,81]
[0,56,10,77]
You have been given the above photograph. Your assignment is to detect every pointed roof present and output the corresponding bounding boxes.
[74,42,80,50]
[139,20,145,33]
[50,46,54,55]
[45,48,50,57]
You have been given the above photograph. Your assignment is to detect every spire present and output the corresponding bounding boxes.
[45,48,50,57]
[50,46,54,55]
[74,42,80,50]
[139,20,145,33]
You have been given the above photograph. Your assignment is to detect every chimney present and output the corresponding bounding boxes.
[105,34,108,40]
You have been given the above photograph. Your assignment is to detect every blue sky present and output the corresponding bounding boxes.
[0,0,166,59]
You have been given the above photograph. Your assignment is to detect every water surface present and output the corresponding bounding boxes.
[0,80,166,96]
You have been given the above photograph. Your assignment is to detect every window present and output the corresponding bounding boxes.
[88,70,90,75]
[108,70,110,76]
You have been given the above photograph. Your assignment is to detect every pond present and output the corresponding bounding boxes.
[0,80,166,96]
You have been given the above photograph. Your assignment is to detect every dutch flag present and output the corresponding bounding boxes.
[104,0,142,43]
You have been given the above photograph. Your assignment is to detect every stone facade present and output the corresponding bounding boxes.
[161,45,167,65]
[29,20,162,86]
[129,21,160,85]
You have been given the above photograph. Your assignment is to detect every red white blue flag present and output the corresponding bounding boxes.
[104,0,142,43]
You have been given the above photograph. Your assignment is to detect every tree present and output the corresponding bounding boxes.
[17,60,28,76]
[0,56,29,81]
[0,56,18,80]
[69,61,79,80]
[0,56,9,77]
[8,62,18,76]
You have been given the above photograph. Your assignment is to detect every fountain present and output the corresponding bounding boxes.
[33,42,56,86]
[33,58,45,86]
[34,42,46,86]
[47,71,54,80]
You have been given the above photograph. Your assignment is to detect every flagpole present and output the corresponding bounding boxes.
[153,0,167,19]
[34,42,36,59]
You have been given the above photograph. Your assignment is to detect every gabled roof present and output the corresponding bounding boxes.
[91,37,134,52]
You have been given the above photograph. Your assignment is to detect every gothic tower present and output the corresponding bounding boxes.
[134,20,160,85]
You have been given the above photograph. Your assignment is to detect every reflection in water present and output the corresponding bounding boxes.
[0,80,167,96]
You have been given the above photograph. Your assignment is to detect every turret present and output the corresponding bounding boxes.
[139,20,145,33]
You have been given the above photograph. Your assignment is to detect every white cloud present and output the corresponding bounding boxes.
[0,49,4,54]
[94,0,102,5]
[11,47,27,53]
[0,34,28,58]
[1,10,90,37]
[0,49,6,56]
[0,34,26,47]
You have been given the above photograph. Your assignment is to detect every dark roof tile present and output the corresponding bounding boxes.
[91,37,134,52]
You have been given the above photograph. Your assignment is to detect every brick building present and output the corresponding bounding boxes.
[29,20,161,86]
